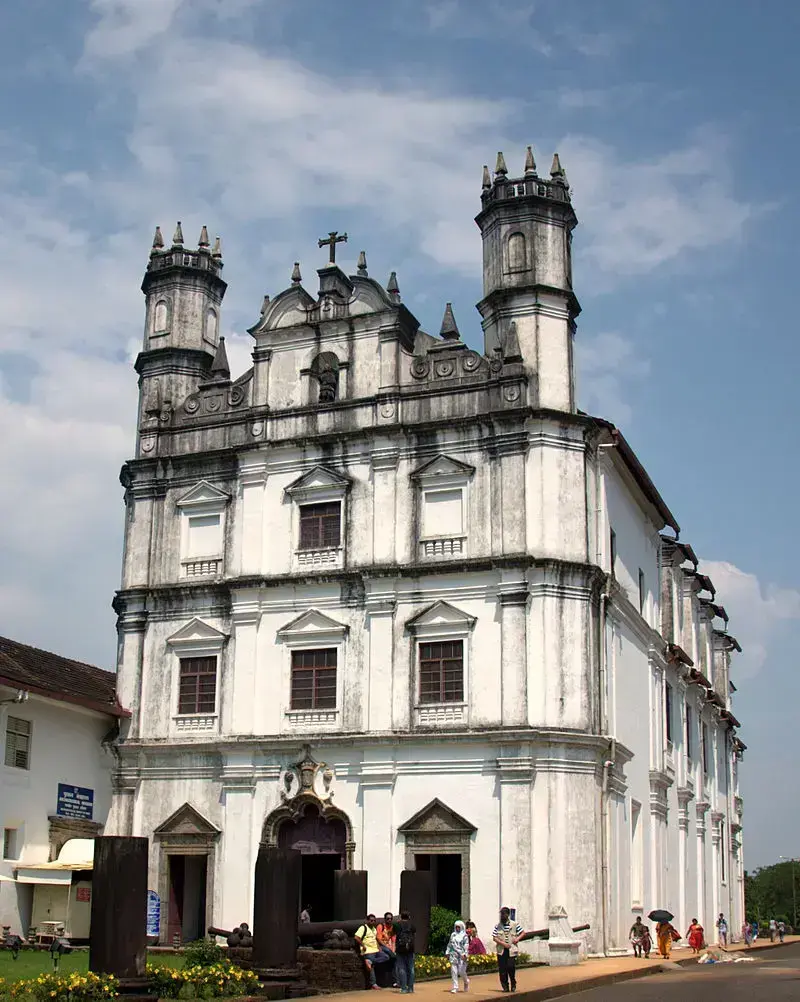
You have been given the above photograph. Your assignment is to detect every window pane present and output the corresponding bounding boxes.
[4,717,31,770]
[418,641,463,704]
[423,489,463,537]
[178,657,217,714]
[291,649,337,709]
[187,514,221,557]
[299,503,341,550]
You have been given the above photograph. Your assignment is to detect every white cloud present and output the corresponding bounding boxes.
[700,560,800,680]
[575,331,649,425]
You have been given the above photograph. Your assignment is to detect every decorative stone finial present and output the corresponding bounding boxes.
[439,302,460,341]
[357,250,368,277]
[260,294,270,315]
[482,165,492,189]
[211,236,222,258]
[495,152,508,177]
[387,271,400,300]
[550,153,565,179]
[210,337,230,380]
[524,146,536,176]
[198,225,210,248]
[291,262,302,285]
[172,221,184,246]
[151,226,164,252]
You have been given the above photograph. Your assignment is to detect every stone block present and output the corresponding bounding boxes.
[252,846,301,968]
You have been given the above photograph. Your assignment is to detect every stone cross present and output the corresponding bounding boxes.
[318,230,348,264]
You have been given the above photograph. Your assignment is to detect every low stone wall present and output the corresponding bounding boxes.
[297,948,367,993]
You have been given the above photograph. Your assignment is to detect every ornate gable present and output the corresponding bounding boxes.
[398,798,476,835]
[166,618,228,648]
[284,465,351,500]
[277,609,349,643]
[405,600,477,636]
[175,481,230,508]
[411,455,476,482]
[154,803,221,841]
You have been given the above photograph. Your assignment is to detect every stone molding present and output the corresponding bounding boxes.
[48,816,104,861]
[398,799,475,918]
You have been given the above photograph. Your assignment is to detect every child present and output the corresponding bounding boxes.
[447,920,470,993]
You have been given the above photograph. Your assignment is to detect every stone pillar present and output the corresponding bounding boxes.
[333,870,368,921]
[400,871,432,954]
[370,453,399,564]
[360,762,395,911]
[499,591,528,726]
[252,847,301,968]
[251,347,272,407]
[710,811,724,934]
[116,605,147,739]
[220,754,255,930]
[497,753,534,925]
[696,802,709,927]
[366,604,395,732]
[237,464,267,577]
[227,602,260,735]
[90,837,148,979]
[677,789,692,937]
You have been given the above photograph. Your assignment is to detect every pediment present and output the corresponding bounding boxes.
[285,465,351,498]
[405,600,476,634]
[166,618,229,647]
[175,480,230,509]
[154,802,221,838]
[348,276,396,316]
[277,609,349,641]
[398,798,476,835]
[249,285,316,334]
[411,454,475,481]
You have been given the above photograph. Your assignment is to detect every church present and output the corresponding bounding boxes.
[107,146,745,953]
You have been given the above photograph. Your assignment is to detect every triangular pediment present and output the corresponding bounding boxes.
[405,600,476,633]
[398,798,476,835]
[154,802,221,837]
[166,618,228,646]
[411,454,475,481]
[285,465,351,497]
[175,480,230,508]
[277,609,349,641]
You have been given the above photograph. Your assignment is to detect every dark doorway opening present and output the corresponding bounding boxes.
[301,854,340,921]
[167,854,207,944]
[414,853,461,913]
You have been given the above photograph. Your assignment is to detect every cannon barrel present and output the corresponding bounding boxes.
[520,923,590,942]
[298,920,364,942]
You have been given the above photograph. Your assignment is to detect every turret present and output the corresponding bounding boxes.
[135,224,227,448]
[475,147,579,411]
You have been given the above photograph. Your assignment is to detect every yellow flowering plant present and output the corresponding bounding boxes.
[413,953,532,980]
[6,970,118,1002]
[146,961,258,998]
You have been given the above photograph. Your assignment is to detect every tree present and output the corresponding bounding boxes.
[745,860,798,926]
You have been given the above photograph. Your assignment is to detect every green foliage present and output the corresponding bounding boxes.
[745,861,799,926]
[428,905,462,954]
[4,970,118,1002]
[181,940,226,969]
[146,962,258,999]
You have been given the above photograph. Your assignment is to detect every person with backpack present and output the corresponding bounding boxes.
[355,914,391,990]
[394,911,417,994]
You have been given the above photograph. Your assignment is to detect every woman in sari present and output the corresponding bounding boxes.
[656,921,679,958]
[686,919,704,953]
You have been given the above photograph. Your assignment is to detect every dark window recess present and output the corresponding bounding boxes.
[685,705,693,759]
[702,723,709,774]
[609,528,617,576]
[4,716,31,770]
[665,682,673,743]
[291,648,337,710]
[638,569,646,614]
[419,640,464,704]
[299,502,341,550]
[178,657,217,714]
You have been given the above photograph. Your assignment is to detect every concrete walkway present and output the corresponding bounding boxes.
[322,937,800,1002]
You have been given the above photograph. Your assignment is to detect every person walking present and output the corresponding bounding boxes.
[394,911,416,994]
[778,920,786,943]
[752,919,759,941]
[299,904,311,924]
[492,907,525,993]
[743,921,752,946]
[686,919,704,954]
[769,918,777,942]
[656,920,679,959]
[629,918,648,958]
[716,913,728,948]
[446,920,470,993]
[466,922,486,955]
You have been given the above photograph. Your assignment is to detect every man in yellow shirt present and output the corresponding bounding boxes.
[355,914,390,989]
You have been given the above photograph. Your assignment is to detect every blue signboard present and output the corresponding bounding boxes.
[56,784,94,820]
[146,890,161,937]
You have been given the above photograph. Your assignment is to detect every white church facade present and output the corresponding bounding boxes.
[108,148,745,952]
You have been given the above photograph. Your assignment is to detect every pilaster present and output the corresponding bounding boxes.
[370,451,399,565]
[359,759,396,913]
[499,590,528,726]
[496,752,534,924]
[366,598,396,732]
[228,599,261,736]
[220,752,256,929]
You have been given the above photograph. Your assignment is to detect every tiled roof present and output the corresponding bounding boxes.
[0,635,125,717]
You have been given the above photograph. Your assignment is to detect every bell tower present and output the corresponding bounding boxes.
[135,223,227,445]
[475,147,579,412]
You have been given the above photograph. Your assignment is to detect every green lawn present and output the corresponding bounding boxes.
[0,949,182,984]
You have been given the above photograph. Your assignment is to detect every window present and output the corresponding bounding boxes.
[290,649,337,710]
[187,514,222,557]
[422,489,463,538]
[685,705,693,760]
[178,657,217,715]
[3,828,19,860]
[664,683,673,744]
[205,307,218,345]
[507,232,527,272]
[609,527,617,577]
[702,723,709,774]
[630,801,643,906]
[153,299,168,333]
[419,640,464,704]
[638,569,646,615]
[299,502,341,550]
[4,716,31,770]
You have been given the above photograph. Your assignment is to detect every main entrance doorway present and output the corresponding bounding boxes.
[414,854,462,913]
[166,854,207,944]
[278,803,346,921]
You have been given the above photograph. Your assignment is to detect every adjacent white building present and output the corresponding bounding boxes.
[108,150,745,952]
[0,637,123,940]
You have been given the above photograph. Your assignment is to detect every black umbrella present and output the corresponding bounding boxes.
[648,910,674,923]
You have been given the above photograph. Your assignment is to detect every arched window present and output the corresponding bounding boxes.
[153,299,169,333]
[507,232,527,273]
[205,308,218,345]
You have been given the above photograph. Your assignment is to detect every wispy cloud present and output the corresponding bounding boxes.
[575,331,650,425]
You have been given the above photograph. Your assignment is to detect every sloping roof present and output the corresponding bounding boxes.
[0,635,126,718]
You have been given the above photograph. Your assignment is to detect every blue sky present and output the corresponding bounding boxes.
[0,0,797,868]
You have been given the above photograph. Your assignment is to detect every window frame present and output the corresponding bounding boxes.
[277,610,348,728]
[177,655,219,716]
[4,715,32,771]
[290,647,338,711]
[411,456,474,560]
[2,827,20,860]
[685,704,693,761]
[166,619,228,730]
[418,639,465,705]
[176,482,230,579]
[702,722,710,775]
[285,467,350,566]
[298,501,342,551]
[664,682,673,745]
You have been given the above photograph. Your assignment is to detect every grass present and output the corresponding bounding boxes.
[0,950,183,984]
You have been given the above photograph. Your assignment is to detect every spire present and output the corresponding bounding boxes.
[151,226,164,253]
[524,145,536,176]
[357,250,368,277]
[502,321,522,363]
[387,271,400,301]
[439,302,460,341]
[495,152,508,177]
[260,294,270,315]
[210,336,230,380]
[550,153,567,183]
[211,235,222,259]
[291,262,302,285]
[482,165,492,189]
[198,225,210,248]
[172,221,184,247]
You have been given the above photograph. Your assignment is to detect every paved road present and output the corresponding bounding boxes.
[568,942,800,1001]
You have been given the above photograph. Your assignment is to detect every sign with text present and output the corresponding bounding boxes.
[146,890,161,937]
[75,887,91,903]
[56,784,94,820]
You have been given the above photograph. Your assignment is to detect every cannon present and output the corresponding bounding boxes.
[207,924,253,948]
[520,923,590,941]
